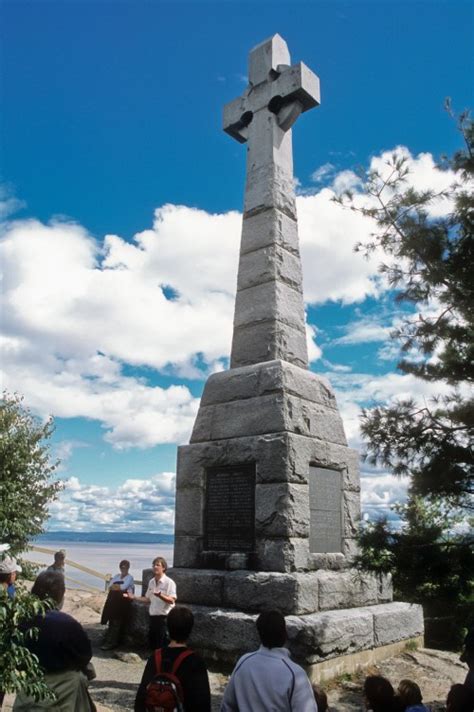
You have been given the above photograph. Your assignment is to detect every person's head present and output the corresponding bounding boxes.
[256,610,287,649]
[167,606,194,643]
[0,554,22,587]
[31,570,65,607]
[54,550,65,565]
[152,557,167,578]
[119,560,130,574]
[447,683,474,712]
[398,679,423,707]
[312,685,328,712]
[364,675,395,711]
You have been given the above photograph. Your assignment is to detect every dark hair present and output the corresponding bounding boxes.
[447,683,474,712]
[398,679,422,706]
[167,606,194,643]
[312,685,328,712]
[119,560,130,568]
[0,573,12,584]
[32,571,65,605]
[364,675,396,712]
[152,556,167,571]
[256,610,287,649]
[54,551,65,562]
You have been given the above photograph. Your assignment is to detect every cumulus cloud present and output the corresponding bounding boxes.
[1,146,458,449]
[310,162,335,184]
[48,474,176,532]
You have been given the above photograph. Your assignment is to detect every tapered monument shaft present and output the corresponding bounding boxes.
[224,34,320,369]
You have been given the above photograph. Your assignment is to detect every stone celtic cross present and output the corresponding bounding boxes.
[224,34,320,370]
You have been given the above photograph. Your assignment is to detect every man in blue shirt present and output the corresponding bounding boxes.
[221,610,317,712]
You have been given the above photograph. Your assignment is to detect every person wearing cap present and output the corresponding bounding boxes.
[0,546,22,598]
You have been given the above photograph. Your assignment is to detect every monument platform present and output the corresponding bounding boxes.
[131,34,425,680]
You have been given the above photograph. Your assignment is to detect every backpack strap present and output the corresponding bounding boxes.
[154,648,163,673]
[171,649,194,675]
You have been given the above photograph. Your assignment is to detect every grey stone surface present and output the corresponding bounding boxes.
[125,600,422,665]
[239,209,300,257]
[231,320,308,369]
[169,568,225,607]
[255,482,309,538]
[174,487,203,536]
[287,607,375,663]
[236,244,303,292]
[255,536,309,572]
[123,601,149,647]
[223,571,319,615]
[316,571,378,610]
[343,489,361,539]
[182,602,421,667]
[372,602,424,646]
[233,280,305,331]
[224,35,319,368]
[173,535,202,569]
[199,359,338,412]
[189,607,259,660]
[191,393,347,445]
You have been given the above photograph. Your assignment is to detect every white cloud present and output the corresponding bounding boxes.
[48,473,176,532]
[360,471,410,523]
[1,146,459,449]
[333,318,392,345]
[310,162,335,184]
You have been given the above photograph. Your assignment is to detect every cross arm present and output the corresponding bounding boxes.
[223,95,253,144]
[272,62,320,114]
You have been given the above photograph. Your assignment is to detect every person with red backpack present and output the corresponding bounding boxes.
[134,605,211,712]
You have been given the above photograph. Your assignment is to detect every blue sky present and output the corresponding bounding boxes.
[1,0,473,533]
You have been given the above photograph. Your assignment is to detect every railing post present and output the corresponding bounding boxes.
[104,574,112,592]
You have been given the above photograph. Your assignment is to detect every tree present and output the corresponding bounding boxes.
[0,391,62,556]
[336,108,473,510]
[336,108,474,647]
[0,587,55,702]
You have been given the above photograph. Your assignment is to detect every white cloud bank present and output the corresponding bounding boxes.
[49,474,176,532]
[0,147,456,449]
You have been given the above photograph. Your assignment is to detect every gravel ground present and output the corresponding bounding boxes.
[2,588,469,711]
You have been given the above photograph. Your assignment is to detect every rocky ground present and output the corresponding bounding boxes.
[3,588,468,711]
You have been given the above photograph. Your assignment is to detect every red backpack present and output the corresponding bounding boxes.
[145,648,194,712]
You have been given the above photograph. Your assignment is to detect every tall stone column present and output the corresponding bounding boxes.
[164,35,424,680]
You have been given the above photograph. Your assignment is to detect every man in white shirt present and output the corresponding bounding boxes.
[221,610,317,712]
[131,556,176,649]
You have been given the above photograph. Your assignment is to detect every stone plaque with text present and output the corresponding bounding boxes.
[205,465,256,552]
[309,466,342,553]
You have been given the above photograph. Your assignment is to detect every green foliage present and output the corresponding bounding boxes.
[335,109,473,508]
[355,496,474,648]
[355,497,474,603]
[338,107,474,648]
[0,392,63,557]
[0,586,55,701]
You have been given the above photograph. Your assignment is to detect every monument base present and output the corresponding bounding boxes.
[125,598,424,677]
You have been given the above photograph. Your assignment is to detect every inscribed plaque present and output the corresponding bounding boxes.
[308,466,342,553]
[205,465,256,552]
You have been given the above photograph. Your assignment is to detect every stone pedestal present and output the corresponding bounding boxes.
[162,34,424,679]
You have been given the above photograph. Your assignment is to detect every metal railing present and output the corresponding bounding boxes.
[25,545,142,592]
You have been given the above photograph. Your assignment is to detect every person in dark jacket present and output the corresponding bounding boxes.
[13,570,95,711]
[134,605,210,712]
